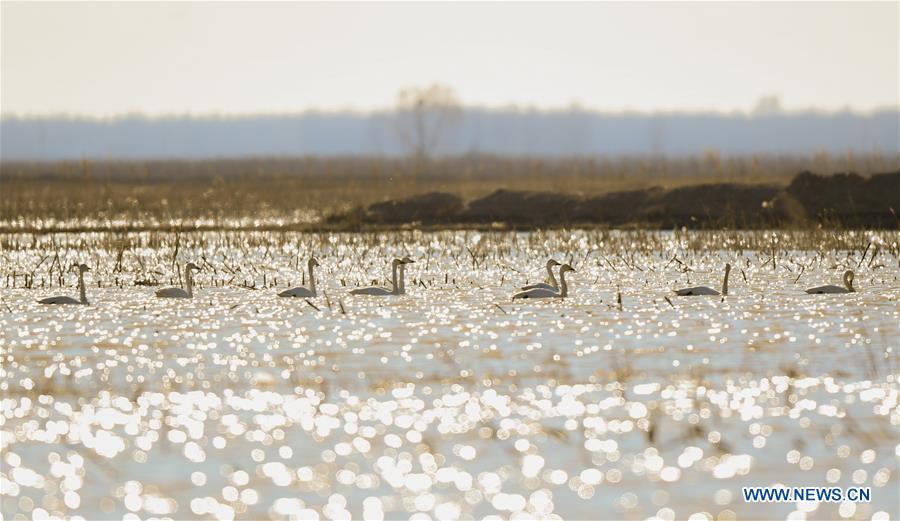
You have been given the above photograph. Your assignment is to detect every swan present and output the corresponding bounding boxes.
[350,258,411,296]
[278,258,320,297]
[38,264,90,305]
[155,262,201,298]
[674,263,731,296]
[397,256,415,295]
[806,270,855,294]
[513,264,575,299]
[521,259,561,291]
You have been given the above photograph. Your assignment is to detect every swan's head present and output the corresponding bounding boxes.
[559,264,576,274]
[725,263,732,273]
[309,258,320,268]
[546,259,561,268]
[391,258,404,267]
[401,256,415,264]
[185,262,201,272]
[69,263,90,273]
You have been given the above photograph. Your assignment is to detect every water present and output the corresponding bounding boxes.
[1,230,898,520]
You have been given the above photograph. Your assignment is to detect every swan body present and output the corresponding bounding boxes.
[39,264,90,305]
[155,287,191,298]
[350,286,395,296]
[278,287,315,298]
[513,287,558,299]
[674,286,720,296]
[806,270,855,294]
[521,259,561,291]
[279,258,320,297]
[156,262,200,299]
[38,295,83,304]
[350,258,412,296]
[675,263,731,296]
[514,264,574,299]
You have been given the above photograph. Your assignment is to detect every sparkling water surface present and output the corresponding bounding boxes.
[2,230,898,521]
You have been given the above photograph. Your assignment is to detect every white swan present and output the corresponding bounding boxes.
[350,258,411,296]
[521,259,561,291]
[674,263,731,296]
[156,262,200,298]
[278,258,320,297]
[806,270,855,294]
[513,264,575,299]
[38,264,90,305]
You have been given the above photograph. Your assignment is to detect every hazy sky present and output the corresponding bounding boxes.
[2,1,898,116]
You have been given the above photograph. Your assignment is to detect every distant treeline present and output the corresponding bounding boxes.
[2,108,898,160]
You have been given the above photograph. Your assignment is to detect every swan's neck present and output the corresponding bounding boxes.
[547,265,558,288]
[722,268,730,296]
[391,263,399,294]
[398,264,406,294]
[186,268,194,297]
[558,270,569,298]
[308,264,317,296]
[78,271,87,304]
[845,274,854,292]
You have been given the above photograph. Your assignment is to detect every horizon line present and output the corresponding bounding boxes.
[3,104,900,122]
[3,151,900,163]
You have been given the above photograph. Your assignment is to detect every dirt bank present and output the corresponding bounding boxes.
[329,171,899,229]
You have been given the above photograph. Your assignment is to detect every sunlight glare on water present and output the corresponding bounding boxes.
[1,229,898,520]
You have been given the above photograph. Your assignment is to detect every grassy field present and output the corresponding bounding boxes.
[3,154,897,229]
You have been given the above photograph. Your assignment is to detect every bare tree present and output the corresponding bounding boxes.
[753,94,783,116]
[394,84,462,167]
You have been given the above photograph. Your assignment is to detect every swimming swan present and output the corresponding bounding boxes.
[521,259,561,291]
[38,264,90,305]
[806,270,855,294]
[513,264,575,299]
[674,263,731,296]
[156,262,200,298]
[350,258,412,296]
[279,258,320,297]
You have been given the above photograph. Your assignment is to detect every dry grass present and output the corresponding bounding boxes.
[2,153,897,226]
